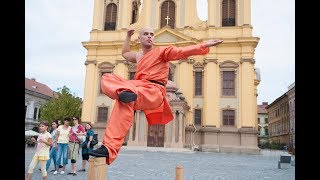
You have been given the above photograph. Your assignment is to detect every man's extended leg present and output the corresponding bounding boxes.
[89,73,163,164]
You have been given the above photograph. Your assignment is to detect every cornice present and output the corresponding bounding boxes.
[203,58,218,64]
[84,60,97,65]
[240,58,255,64]
[115,60,127,65]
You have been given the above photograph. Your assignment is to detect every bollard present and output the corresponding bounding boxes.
[175,165,183,180]
[87,158,95,179]
[87,157,107,180]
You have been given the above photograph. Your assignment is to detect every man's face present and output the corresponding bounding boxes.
[138,27,154,48]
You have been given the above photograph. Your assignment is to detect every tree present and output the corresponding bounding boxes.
[39,85,82,124]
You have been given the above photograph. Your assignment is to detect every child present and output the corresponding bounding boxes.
[26,121,52,180]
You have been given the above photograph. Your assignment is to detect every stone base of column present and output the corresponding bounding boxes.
[185,126,260,154]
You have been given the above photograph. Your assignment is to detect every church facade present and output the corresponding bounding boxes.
[81,0,260,154]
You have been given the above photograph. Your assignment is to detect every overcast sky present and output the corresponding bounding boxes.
[25,0,295,105]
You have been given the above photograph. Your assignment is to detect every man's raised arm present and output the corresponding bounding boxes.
[122,28,137,63]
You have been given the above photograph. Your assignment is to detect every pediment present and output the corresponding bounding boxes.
[154,25,198,44]
[219,60,239,68]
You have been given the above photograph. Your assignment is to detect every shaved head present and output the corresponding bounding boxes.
[139,27,154,36]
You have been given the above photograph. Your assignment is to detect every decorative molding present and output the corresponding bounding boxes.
[84,60,97,65]
[178,59,185,64]
[193,61,204,69]
[98,62,115,68]
[219,60,239,68]
[115,60,127,65]
[240,58,255,64]
[203,58,218,64]
[187,59,195,64]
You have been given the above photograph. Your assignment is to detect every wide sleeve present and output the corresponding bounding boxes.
[162,43,210,62]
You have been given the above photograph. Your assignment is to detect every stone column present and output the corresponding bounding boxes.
[207,0,217,27]
[215,0,221,27]
[204,59,219,127]
[92,0,104,30]
[135,110,140,143]
[171,111,176,144]
[240,58,255,127]
[242,0,251,26]
[118,0,130,29]
[81,61,97,124]
[178,110,183,145]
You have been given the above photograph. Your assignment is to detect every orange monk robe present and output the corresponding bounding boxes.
[100,43,209,165]
[136,43,210,125]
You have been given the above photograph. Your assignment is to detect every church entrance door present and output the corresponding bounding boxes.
[147,124,165,147]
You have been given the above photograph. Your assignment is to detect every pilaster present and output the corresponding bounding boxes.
[82,60,97,124]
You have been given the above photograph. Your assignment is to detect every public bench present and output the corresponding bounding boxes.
[278,154,291,169]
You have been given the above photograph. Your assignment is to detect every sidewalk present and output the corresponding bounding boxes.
[25,146,295,180]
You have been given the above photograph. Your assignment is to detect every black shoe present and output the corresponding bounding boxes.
[119,91,137,103]
[73,173,77,176]
[88,146,109,157]
[68,172,74,175]
[50,169,56,172]
[78,169,86,172]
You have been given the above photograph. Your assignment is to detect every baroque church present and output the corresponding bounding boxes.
[81,0,261,154]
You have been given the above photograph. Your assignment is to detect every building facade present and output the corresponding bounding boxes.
[267,94,289,147]
[286,82,295,153]
[81,0,260,154]
[25,77,54,130]
[257,102,268,145]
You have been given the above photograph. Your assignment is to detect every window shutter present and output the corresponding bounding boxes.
[222,0,236,26]
[105,3,117,30]
[160,1,175,28]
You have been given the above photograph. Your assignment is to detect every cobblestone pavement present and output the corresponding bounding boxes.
[25,146,295,180]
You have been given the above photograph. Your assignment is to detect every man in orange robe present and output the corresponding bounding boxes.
[88,27,223,165]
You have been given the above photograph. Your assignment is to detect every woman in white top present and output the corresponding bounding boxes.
[54,117,71,175]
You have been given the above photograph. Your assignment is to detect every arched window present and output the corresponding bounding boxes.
[193,62,204,96]
[222,0,236,26]
[131,1,139,24]
[104,3,117,30]
[160,0,175,28]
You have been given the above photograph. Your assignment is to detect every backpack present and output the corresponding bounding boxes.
[91,134,98,146]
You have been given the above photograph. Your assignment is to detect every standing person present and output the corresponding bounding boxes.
[67,116,85,176]
[78,122,95,172]
[88,27,223,165]
[54,117,71,175]
[45,120,59,172]
[26,121,52,180]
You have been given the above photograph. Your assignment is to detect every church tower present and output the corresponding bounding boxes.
[82,0,260,154]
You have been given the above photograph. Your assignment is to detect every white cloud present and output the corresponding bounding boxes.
[26,0,93,97]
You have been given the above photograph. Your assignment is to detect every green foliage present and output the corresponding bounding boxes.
[39,86,82,124]
[260,141,287,150]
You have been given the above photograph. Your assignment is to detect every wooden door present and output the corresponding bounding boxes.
[147,124,165,147]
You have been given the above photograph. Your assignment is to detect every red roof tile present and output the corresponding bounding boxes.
[258,102,268,114]
[25,77,54,97]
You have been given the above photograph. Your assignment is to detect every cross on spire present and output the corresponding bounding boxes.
[165,16,170,25]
